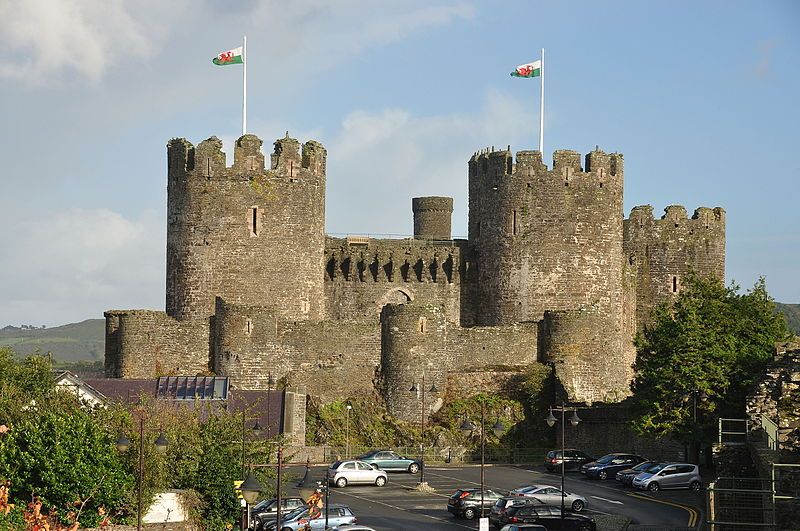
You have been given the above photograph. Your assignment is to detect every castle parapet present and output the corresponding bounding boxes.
[412,196,453,240]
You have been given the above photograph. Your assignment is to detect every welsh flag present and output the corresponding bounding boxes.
[510,60,541,78]
[213,46,243,66]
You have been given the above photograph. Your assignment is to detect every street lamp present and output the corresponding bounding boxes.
[296,462,332,530]
[345,404,353,459]
[115,417,169,531]
[409,374,438,487]
[545,403,581,524]
[459,396,505,519]
[240,409,264,530]
[239,467,263,506]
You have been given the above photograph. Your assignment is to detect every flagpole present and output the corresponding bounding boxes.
[242,35,247,136]
[539,47,544,155]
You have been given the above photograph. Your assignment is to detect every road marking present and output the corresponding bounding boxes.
[332,488,476,529]
[590,495,624,505]
[626,492,699,527]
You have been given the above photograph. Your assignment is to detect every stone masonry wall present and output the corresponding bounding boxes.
[166,134,326,322]
[468,147,625,327]
[412,196,454,240]
[623,204,725,327]
[324,237,463,323]
[104,310,209,378]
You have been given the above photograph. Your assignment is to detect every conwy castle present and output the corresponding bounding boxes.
[105,133,725,421]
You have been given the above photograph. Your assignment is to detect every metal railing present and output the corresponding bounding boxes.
[706,477,776,529]
[322,446,550,465]
[759,414,779,451]
[718,418,749,445]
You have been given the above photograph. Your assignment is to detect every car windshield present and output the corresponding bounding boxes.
[596,454,618,464]
[252,499,275,511]
[633,461,655,471]
[329,461,342,469]
[648,463,667,473]
[283,506,308,520]
[358,450,379,458]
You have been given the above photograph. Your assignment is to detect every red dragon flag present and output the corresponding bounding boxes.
[510,59,541,78]
[212,46,244,66]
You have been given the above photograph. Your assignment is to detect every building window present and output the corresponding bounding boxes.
[249,207,259,236]
[418,317,427,333]
[246,319,253,335]
[672,275,679,293]
[512,210,518,235]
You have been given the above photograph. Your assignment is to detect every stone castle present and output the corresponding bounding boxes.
[105,133,725,421]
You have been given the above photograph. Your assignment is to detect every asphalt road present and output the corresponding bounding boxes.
[286,464,704,530]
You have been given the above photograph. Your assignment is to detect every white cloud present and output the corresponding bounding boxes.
[326,90,536,237]
[0,0,181,83]
[0,208,164,326]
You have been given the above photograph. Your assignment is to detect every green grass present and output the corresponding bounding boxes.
[0,319,104,362]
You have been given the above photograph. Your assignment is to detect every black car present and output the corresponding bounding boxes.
[545,449,595,472]
[447,488,506,520]
[489,496,549,529]
[615,460,661,486]
[249,497,305,530]
[501,505,596,531]
[579,453,647,480]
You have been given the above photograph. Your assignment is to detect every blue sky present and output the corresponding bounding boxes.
[1,0,798,327]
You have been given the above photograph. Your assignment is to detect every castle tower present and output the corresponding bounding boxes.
[623,204,726,327]
[380,302,449,422]
[412,196,453,240]
[468,147,625,325]
[166,133,327,321]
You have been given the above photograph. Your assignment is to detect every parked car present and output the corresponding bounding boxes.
[328,460,388,487]
[615,460,661,486]
[490,497,550,529]
[447,488,507,519]
[499,505,596,530]
[545,449,594,472]
[262,504,357,530]
[336,526,377,531]
[632,462,702,492]
[579,453,647,480]
[499,525,548,531]
[510,484,586,512]
[250,497,305,530]
[355,449,421,473]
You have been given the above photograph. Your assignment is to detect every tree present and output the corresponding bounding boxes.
[631,275,791,450]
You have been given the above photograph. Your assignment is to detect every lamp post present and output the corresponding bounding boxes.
[266,372,275,439]
[297,463,332,530]
[115,417,169,531]
[409,374,438,487]
[546,403,581,524]
[275,445,284,531]
[345,404,352,459]
[460,395,505,519]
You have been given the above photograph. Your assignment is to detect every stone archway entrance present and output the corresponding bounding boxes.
[376,287,414,312]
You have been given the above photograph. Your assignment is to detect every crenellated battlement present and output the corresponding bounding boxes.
[324,238,459,284]
[166,133,326,180]
[625,205,726,230]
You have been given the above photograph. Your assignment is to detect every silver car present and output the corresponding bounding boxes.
[510,484,587,512]
[329,459,388,488]
[632,462,701,492]
[263,504,356,530]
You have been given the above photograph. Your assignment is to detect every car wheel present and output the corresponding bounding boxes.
[336,477,348,488]
[408,463,420,474]
[375,476,386,487]
[463,507,476,520]
[598,470,608,480]
[571,499,585,512]
[690,480,701,491]
[648,482,660,492]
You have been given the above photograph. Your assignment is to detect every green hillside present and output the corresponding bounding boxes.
[775,302,800,335]
[0,319,105,362]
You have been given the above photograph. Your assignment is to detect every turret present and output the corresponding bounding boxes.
[412,197,453,240]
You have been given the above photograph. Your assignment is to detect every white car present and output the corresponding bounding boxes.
[328,459,388,488]
[510,484,586,512]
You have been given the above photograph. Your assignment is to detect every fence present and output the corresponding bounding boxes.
[321,446,551,465]
[759,415,778,451]
[718,418,748,446]
[706,477,776,530]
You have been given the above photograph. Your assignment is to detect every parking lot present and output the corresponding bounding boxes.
[293,463,704,530]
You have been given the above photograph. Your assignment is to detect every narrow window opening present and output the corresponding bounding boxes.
[246,319,253,335]
[599,182,603,188]
[418,317,427,333]
[512,210,518,235]
[205,157,212,177]
[672,276,678,293]
[249,207,258,236]
[247,155,256,170]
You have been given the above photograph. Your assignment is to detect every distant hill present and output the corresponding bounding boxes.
[776,302,800,335]
[0,319,105,362]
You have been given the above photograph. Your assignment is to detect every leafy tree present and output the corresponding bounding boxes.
[631,275,791,450]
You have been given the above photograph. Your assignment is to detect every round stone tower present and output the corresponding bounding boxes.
[380,302,449,422]
[412,196,453,240]
[166,133,327,321]
[468,147,625,326]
